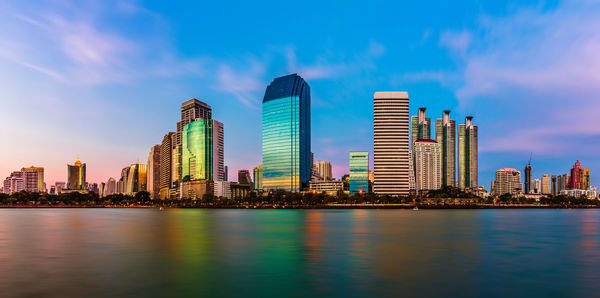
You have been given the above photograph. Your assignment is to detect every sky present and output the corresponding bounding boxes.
[1,0,600,189]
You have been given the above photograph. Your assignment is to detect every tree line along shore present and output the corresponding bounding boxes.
[1,187,599,208]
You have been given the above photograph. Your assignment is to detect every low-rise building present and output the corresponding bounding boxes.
[309,180,344,195]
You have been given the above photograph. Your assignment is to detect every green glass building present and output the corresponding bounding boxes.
[262,74,311,192]
[182,119,213,181]
[349,152,369,194]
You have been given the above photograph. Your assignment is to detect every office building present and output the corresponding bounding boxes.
[411,107,431,147]
[105,178,116,196]
[253,165,263,191]
[435,110,456,187]
[182,119,213,181]
[313,161,333,181]
[238,170,252,185]
[67,158,86,190]
[458,116,478,189]
[349,152,369,194]
[159,132,176,199]
[541,174,551,195]
[309,180,344,195]
[567,160,590,190]
[176,99,212,187]
[213,120,225,181]
[492,168,522,195]
[524,162,532,194]
[224,166,228,181]
[181,180,213,199]
[214,181,231,198]
[413,139,442,192]
[147,144,161,199]
[262,74,311,192]
[22,166,44,192]
[373,92,410,195]
[124,163,147,195]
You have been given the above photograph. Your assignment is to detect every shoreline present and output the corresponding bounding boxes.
[1,204,600,209]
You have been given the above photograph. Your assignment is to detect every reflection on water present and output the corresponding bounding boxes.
[0,209,599,297]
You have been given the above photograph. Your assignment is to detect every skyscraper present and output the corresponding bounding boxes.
[182,119,213,181]
[567,160,589,190]
[176,99,212,187]
[524,162,532,194]
[458,116,478,189]
[253,165,263,191]
[22,166,44,192]
[413,139,442,192]
[349,152,369,194]
[541,174,551,195]
[493,168,522,195]
[238,170,252,185]
[125,163,147,195]
[435,110,456,187]
[147,144,161,199]
[262,74,311,192]
[411,107,431,147]
[105,177,116,196]
[582,168,590,190]
[67,158,86,190]
[373,92,410,195]
[313,161,332,181]
[212,120,225,181]
[159,132,176,199]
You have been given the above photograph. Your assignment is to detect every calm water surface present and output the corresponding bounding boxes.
[0,209,599,297]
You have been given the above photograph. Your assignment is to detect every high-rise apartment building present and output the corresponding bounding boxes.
[411,107,431,147]
[262,74,311,192]
[238,170,252,185]
[435,110,456,187]
[3,171,24,194]
[531,179,541,194]
[413,139,441,192]
[373,92,410,195]
[582,168,590,190]
[253,165,263,191]
[67,159,86,190]
[22,166,44,192]
[349,152,369,194]
[147,144,161,199]
[493,168,522,195]
[313,161,332,181]
[458,116,478,189]
[182,119,213,181]
[212,120,225,181]
[159,132,176,199]
[541,174,551,195]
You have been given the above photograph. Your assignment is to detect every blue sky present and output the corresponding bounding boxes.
[1,0,599,189]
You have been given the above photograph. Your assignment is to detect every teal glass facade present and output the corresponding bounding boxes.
[349,152,369,194]
[262,74,310,192]
[182,119,213,181]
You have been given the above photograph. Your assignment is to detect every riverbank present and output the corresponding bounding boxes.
[2,203,600,209]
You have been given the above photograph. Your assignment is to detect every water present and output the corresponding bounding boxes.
[0,209,599,297]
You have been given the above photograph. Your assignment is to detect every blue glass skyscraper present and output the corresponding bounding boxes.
[262,74,311,192]
[349,152,369,194]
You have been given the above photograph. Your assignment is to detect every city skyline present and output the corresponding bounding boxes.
[2,1,600,188]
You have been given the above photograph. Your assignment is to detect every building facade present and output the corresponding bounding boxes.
[262,74,311,192]
[67,159,86,190]
[22,166,44,192]
[524,163,532,194]
[313,161,332,181]
[458,116,478,189]
[541,174,551,195]
[493,168,522,195]
[212,120,225,181]
[147,144,161,199]
[238,170,252,185]
[435,110,456,187]
[373,92,410,195]
[413,139,441,192]
[125,163,147,195]
[182,119,213,182]
[411,107,431,147]
[309,180,344,195]
[568,160,590,190]
[159,132,176,199]
[349,152,369,194]
[253,165,263,191]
